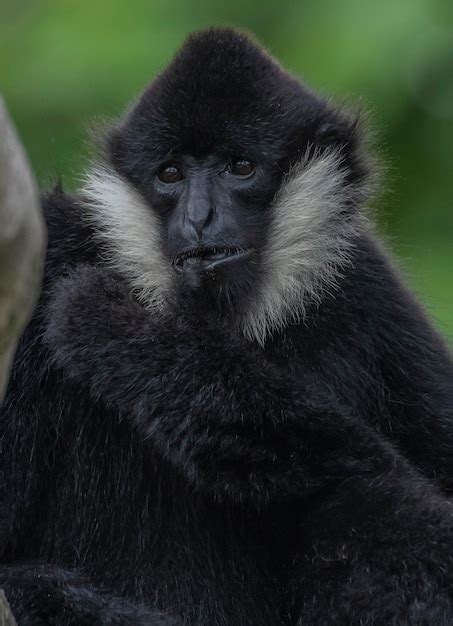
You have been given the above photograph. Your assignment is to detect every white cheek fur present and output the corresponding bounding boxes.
[241,150,368,345]
[81,166,173,310]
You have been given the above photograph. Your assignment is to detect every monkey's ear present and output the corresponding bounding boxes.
[86,118,130,177]
[313,106,376,200]
[104,125,128,172]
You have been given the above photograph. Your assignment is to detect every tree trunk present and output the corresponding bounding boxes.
[0,96,46,401]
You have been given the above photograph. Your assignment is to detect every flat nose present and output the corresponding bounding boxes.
[185,178,214,240]
[186,205,214,239]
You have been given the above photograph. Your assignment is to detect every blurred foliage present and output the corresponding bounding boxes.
[1,0,452,335]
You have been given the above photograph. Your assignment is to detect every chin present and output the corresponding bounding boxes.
[177,255,257,317]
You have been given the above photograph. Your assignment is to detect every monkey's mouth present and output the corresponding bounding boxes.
[173,245,252,272]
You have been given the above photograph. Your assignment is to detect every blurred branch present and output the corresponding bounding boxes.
[0,96,46,400]
[0,590,17,626]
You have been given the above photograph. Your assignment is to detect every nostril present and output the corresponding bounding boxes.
[191,219,204,240]
[204,206,214,227]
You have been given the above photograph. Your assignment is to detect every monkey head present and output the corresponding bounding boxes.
[83,28,373,343]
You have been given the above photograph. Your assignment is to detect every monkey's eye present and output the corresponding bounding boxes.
[157,162,184,183]
[227,158,255,177]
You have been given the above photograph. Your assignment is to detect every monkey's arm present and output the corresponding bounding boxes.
[291,450,453,623]
[44,266,389,506]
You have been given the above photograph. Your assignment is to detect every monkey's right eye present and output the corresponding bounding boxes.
[157,163,184,183]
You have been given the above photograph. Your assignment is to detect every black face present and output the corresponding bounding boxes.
[147,153,279,295]
[107,28,367,311]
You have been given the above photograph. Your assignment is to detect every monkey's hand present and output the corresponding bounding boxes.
[44,265,393,507]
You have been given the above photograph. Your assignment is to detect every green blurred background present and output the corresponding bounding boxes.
[1,0,452,336]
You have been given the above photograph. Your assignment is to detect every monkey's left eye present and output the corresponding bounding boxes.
[157,163,184,183]
[226,159,255,177]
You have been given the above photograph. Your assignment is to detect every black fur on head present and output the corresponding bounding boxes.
[108,27,369,191]
[82,27,374,344]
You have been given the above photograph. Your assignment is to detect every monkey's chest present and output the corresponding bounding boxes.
[46,406,292,625]
[120,473,292,625]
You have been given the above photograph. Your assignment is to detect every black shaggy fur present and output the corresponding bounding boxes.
[2,27,453,625]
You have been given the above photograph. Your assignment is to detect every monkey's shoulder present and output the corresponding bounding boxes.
[40,186,98,271]
[13,187,101,360]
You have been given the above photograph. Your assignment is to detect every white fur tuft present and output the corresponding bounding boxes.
[81,166,173,309]
[241,150,368,345]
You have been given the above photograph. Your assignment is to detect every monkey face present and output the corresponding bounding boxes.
[144,151,280,303]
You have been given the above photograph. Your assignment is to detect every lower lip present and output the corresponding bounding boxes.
[175,249,253,273]
[202,249,252,271]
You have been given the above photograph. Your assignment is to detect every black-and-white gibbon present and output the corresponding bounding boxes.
[2,27,453,625]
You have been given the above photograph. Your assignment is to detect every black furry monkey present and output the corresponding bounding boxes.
[2,28,453,625]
